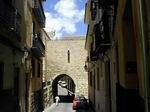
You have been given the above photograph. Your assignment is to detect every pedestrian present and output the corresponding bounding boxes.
[55,96,60,106]
[67,90,72,96]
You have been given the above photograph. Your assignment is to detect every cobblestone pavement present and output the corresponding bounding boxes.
[43,85,90,112]
[43,103,75,112]
[43,103,93,112]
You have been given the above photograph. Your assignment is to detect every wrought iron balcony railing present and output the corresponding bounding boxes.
[33,0,45,28]
[95,16,111,47]
[90,9,112,60]
[31,34,45,57]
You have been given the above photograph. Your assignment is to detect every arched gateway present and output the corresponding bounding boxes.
[52,74,75,97]
[46,37,88,101]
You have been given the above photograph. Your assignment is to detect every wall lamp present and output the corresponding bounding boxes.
[84,56,97,72]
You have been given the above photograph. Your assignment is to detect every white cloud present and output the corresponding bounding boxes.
[54,0,77,18]
[44,0,84,39]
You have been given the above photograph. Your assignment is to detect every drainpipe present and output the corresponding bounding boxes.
[139,0,150,111]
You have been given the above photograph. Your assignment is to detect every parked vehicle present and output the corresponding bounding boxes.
[58,80,67,88]
[61,81,67,88]
[72,95,89,110]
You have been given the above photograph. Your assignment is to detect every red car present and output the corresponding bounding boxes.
[72,95,89,110]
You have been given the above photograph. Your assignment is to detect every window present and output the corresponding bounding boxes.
[32,59,35,77]
[97,67,100,90]
[102,80,105,91]
[67,50,70,63]
[33,21,35,37]
[101,62,103,77]
[14,67,19,97]
[37,62,41,77]
[0,63,4,90]
[90,72,92,86]
[94,69,96,90]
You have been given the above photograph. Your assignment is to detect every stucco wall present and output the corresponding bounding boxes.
[0,42,25,112]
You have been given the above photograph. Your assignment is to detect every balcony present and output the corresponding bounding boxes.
[90,1,98,20]
[90,51,99,61]
[33,0,45,28]
[95,19,111,48]
[90,43,99,61]
[0,0,21,40]
[31,34,45,57]
[90,11,112,61]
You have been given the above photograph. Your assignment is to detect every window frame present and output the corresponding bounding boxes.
[0,62,4,91]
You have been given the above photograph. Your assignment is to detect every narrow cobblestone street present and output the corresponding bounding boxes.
[43,103,88,112]
[1,0,150,112]
[43,103,75,112]
[43,85,75,112]
[43,84,88,112]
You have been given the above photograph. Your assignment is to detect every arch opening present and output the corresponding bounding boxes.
[52,74,76,103]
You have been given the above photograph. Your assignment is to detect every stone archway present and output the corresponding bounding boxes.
[52,74,75,102]
[46,38,88,100]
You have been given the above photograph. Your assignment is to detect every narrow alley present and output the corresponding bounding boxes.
[0,0,150,112]
[43,85,75,112]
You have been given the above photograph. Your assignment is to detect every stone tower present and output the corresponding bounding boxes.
[46,36,88,97]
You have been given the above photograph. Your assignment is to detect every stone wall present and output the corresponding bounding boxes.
[46,37,88,97]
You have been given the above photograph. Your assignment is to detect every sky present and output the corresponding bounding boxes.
[43,0,87,39]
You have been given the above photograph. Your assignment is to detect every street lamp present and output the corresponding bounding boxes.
[84,56,97,72]
[84,56,90,72]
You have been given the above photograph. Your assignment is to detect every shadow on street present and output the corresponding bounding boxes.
[54,95,74,103]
